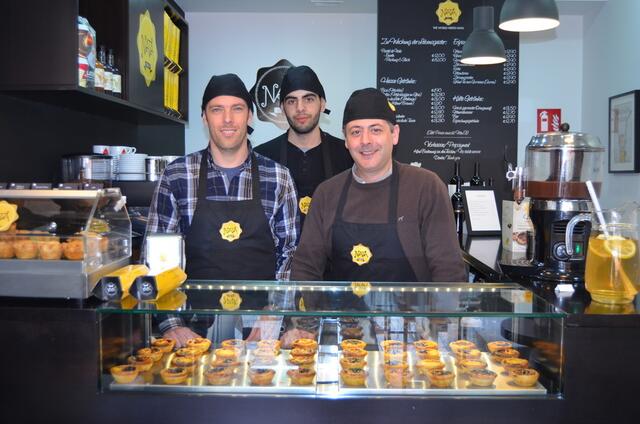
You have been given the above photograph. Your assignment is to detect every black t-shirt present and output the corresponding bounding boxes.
[254,130,353,199]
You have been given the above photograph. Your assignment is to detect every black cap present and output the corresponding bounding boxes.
[201,73,254,114]
[280,66,326,101]
[342,88,396,126]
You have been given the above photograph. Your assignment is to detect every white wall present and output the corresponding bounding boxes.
[517,15,584,165]
[581,0,640,208]
[184,12,377,153]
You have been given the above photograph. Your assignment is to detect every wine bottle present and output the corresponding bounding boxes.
[470,161,484,186]
[108,49,122,98]
[94,49,105,93]
[451,178,465,235]
[99,46,113,95]
[448,160,464,198]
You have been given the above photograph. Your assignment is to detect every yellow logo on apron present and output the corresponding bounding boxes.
[136,10,158,87]
[298,196,312,215]
[350,243,373,266]
[0,201,19,232]
[298,297,306,311]
[219,220,243,242]
[351,281,372,297]
[436,0,461,26]
[220,291,242,311]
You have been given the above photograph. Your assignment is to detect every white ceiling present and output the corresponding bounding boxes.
[176,0,377,14]
[176,0,604,15]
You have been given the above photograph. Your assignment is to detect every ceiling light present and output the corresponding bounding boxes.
[499,0,560,32]
[461,6,506,66]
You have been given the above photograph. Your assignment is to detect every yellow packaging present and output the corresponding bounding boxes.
[94,264,150,300]
[132,266,186,301]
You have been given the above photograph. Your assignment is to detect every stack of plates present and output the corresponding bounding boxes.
[116,153,148,181]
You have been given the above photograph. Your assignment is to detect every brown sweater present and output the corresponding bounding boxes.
[291,161,467,282]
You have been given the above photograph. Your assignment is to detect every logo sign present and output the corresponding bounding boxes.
[350,281,372,297]
[105,282,118,297]
[350,243,373,266]
[436,0,462,26]
[136,10,158,87]
[0,201,18,232]
[250,59,294,129]
[141,281,154,296]
[220,291,242,311]
[219,220,242,242]
[298,196,312,215]
[537,109,561,133]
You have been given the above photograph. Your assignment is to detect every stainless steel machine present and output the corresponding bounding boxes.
[523,124,604,282]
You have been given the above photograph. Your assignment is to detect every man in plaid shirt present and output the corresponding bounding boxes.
[145,74,299,345]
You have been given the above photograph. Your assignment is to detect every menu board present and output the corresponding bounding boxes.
[378,0,519,204]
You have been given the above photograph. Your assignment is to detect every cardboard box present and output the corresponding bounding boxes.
[502,199,533,252]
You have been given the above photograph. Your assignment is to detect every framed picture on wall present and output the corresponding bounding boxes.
[609,90,640,173]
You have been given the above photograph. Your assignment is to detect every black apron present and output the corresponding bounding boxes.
[324,162,418,283]
[280,133,333,227]
[184,152,276,281]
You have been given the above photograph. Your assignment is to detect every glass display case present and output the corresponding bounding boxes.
[0,188,131,298]
[97,281,565,398]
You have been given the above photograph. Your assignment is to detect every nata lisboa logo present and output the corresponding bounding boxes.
[250,59,294,130]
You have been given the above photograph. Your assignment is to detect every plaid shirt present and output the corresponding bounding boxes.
[146,147,300,281]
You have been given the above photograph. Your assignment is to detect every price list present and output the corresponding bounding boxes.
[377,0,519,203]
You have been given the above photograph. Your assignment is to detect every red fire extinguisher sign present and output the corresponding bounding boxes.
[537,109,561,133]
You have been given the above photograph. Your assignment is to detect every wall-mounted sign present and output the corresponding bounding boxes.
[537,108,561,133]
[250,59,294,130]
[378,0,519,205]
[137,10,158,87]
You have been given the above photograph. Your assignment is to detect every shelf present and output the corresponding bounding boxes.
[2,86,186,126]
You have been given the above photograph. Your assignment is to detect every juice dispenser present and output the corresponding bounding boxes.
[525,124,604,282]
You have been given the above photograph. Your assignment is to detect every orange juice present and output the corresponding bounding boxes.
[585,234,639,304]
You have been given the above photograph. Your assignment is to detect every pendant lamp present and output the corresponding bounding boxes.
[461,6,506,65]
[499,0,560,32]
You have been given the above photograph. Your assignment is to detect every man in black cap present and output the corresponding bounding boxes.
[291,88,466,283]
[146,73,299,345]
[254,65,352,229]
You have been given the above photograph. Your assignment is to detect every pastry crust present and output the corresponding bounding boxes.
[380,340,405,352]
[340,327,364,339]
[341,339,366,351]
[205,366,234,385]
[292,338,318,351]
[62,239,83,260]
[38,240,62,260]
[487,341,513,353]
[455,348,482,364]
[341,368,367,386]
[458,359,487,375]
[416,349,441,361]
[214,348,238,361]
[340,356,367,369]
[342,348,368,358]
[248,368,275,386]
[491,348,520,364]
[221,339,246,353]
[211,357,241,368]
[468,369,497,387]
[416,359,445,375]
[137,347,163,362]
[175,347,200,358]
[502,358,529,375]
[257,339,281,355]
[382,359,409,371]
[287,368,316,385]
[384,351,408,362]
[427,369,456,388]
[151,338,176,353]
[414,340,438,351]
[449,340,476,353]
[0,240,14,259]
[13,239,38,259]
[110,365,139,384]
[288,354,315,366]
[186,337,211,354]
[172,355,197,372]
[385,368,413,388]
[160,367,189,385]
[511,368,539,387]
[128,355,154,372]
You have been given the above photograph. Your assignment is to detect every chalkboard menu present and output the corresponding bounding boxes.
[378,0,519,204]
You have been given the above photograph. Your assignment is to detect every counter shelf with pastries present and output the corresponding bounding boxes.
[98,281,564,398]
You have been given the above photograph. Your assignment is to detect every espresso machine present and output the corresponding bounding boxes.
[523,124,604,283]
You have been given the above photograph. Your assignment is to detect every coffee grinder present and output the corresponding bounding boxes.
[524,124,604,283]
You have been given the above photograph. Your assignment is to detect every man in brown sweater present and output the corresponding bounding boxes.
[290,88,466,282]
